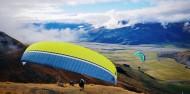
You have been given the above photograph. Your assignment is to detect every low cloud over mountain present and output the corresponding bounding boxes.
[1,0,190,44]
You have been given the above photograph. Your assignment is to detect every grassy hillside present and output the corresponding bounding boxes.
[96,49,190,93]
[0,82,138,94]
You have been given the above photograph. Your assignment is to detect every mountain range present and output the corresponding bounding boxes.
[34,21,190,45]
[83,21,190,45]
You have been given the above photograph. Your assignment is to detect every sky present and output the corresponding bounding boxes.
[60,0,152,13]
[0,0,190,43]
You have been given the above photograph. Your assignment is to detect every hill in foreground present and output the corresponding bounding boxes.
[0,82,139,94]
[0,31,184,94]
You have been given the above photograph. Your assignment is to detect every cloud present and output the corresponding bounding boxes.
[2,0,190,26]
[183,22,190,32]
[65,0,120,5]
[32,0,190,28]
[0,17,84,44]
[1,0,190,43]
[103,0,190,28]
[67,0,190,29]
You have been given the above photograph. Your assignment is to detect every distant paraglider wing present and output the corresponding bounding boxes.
[21,41,117,84]
[134,52,146,62]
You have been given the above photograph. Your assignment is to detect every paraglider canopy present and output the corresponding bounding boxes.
[21,41,117,84]
[134,51,146,62]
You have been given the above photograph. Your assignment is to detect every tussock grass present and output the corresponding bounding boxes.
[0,82,138,94]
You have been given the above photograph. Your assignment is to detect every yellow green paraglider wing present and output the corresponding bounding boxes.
[21,41,117,83]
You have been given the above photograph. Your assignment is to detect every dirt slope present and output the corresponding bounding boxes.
[0,82,140,94]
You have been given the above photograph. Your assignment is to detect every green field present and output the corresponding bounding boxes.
[96,49,190,93]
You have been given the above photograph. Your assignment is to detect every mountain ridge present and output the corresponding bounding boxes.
[0,31,25,53]
[84,21,190,45]
[32,21,190,45]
